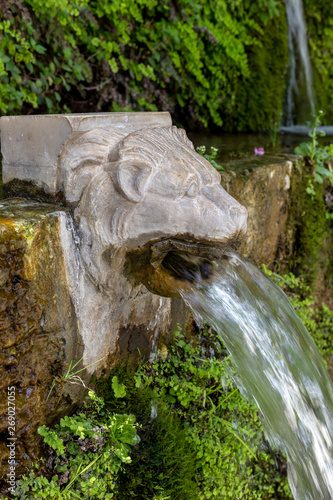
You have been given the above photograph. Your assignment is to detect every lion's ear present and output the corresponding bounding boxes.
[113,161,153,202]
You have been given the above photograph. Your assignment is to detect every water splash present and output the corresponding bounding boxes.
[285,0,316,125]
[181,250,333,499]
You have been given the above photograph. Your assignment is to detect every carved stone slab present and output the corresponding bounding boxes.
[0,112,172,197]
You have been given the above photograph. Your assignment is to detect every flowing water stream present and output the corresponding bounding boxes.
[178,250,333,499]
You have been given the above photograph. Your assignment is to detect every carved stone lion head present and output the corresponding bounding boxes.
[58,126,247,289]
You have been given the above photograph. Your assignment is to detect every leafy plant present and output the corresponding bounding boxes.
[133,325,291,499]
[0,0,285,130]
[14,391,140,499]
[196,145,224,171]
[270,118,282,147]
[294,111,333,191]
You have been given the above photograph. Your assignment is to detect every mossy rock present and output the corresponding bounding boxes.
[286,163,332,300]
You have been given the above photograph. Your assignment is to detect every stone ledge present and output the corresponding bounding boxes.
[0,112,172,198]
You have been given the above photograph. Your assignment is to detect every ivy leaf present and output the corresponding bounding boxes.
[35,44,46,54]
[0,54,10,64]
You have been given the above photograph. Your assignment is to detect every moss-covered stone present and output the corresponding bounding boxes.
[286,163,332,301]
[220,155,293,266]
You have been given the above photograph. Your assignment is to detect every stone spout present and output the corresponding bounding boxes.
[0,113,247,478]
[0,112,248,365]
[1,113,247,283]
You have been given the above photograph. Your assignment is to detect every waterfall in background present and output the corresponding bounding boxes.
[285,0,316,125]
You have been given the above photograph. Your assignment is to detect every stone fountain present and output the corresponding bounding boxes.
[0,112,247,481]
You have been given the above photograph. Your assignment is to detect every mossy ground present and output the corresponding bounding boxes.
[96,326,292,500]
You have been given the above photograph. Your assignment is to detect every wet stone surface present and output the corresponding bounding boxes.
[0,199,82,485]
[0,199,186,490]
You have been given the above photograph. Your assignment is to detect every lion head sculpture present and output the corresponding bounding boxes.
[57,126,247,289]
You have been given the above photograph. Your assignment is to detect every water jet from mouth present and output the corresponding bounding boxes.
[161,251,213,283]
[180,249,333,500]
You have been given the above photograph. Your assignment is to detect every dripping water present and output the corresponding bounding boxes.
[285,0,316,125]
[172,250,333,499]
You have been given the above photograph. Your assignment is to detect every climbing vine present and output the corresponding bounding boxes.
[0,0,286,130]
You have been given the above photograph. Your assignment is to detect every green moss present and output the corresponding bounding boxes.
[97,367,199,500]
[225,3,289,132]
[304,0,333,123]
[288,165,331,287]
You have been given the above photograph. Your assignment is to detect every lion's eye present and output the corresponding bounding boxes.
[184,181,198,198]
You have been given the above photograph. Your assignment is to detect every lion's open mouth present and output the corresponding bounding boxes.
[161,251,213,283]
[125,235,240,298]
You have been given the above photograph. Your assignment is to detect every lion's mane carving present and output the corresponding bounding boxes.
[58,126,247,286]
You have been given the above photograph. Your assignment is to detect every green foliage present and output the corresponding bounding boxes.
[294,111,333,190]
[287,158,332,287]
[14,390,140,499]
[196,145,224,171]
[0,0,91,114]
[14,320,303,499]
[304,0,333,123]
[0,0,284,130]
[98,327,291,499]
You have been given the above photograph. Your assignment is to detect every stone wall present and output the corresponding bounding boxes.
[221,155,294,267]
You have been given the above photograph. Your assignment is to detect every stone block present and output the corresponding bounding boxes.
[0,112,172,198]
[220,156,294,266]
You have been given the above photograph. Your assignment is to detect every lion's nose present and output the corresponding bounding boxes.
[202,184,248,235]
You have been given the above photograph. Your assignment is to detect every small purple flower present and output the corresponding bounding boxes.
[254,147,265,156]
